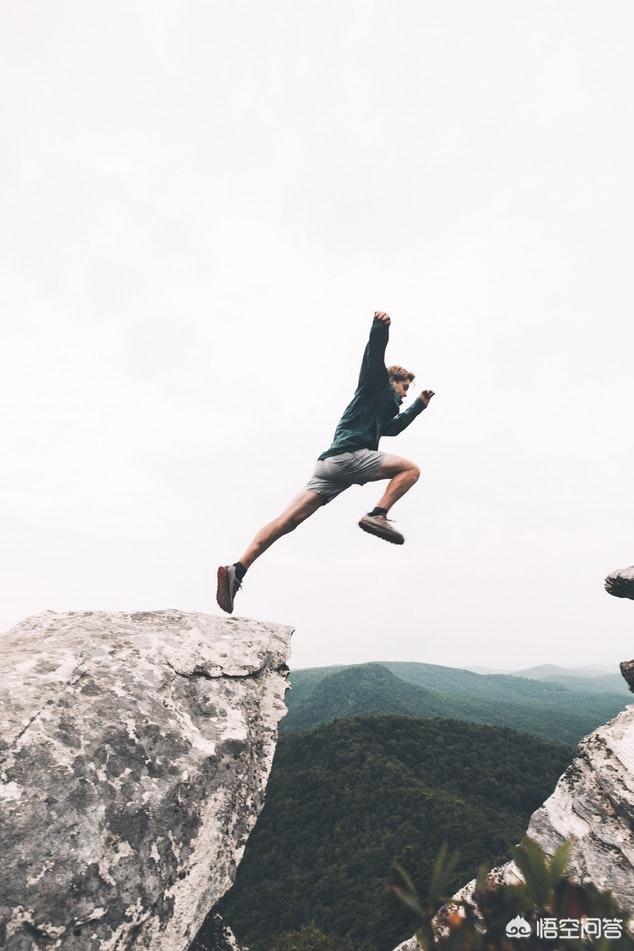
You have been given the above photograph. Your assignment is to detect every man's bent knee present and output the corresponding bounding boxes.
[376,454,420,481]
[394,459,421,480]
[409,463,421,481]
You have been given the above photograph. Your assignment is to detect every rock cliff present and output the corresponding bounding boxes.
[393,699,634,950]
[0,610,292,950]
[393,570,634,950]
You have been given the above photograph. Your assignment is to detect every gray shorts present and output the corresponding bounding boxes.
[305,449,385,503]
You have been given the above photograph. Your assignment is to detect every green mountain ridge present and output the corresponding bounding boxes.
[283,660,628,745]
[282,662,460,732]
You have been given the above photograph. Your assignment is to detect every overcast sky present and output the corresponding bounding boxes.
[2,1,633,672]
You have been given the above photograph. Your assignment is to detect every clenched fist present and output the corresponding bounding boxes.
[373,311,391,326]
[418,389,435,408]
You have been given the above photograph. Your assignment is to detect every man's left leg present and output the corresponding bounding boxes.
[359,454,420,544]
[238,490,327,569]
[216,490,326,613]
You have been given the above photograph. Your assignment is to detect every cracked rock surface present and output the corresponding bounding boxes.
[0,609,292,950]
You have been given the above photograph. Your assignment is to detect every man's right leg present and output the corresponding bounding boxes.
[358,454,420,544]
[216,490,326,613]
[370,455,421,513]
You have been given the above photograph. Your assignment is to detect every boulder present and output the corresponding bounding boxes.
[0,610,292,950]
[605,565,634,600]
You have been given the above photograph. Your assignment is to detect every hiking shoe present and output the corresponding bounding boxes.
[358,514,405,545]
[216,565,242,614]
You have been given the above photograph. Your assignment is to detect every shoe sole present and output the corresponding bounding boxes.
[358,519,405,545]
[216,566,234,614]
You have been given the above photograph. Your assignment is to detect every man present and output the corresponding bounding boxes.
[216,311,434,614]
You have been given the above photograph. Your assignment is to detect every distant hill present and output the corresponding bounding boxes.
[282,661,628,745]
[510,663,625,693]
[465,663,620,679]
[213,715,571,951]
[514,663,619,677]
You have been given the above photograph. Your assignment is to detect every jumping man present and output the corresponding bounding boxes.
[216,311,434,613]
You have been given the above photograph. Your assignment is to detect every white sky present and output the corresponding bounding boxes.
[1,1,633,671]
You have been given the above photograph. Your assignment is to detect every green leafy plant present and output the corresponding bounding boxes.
[390,836,634,949]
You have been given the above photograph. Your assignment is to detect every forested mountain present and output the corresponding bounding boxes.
[282,662,459,731]
[282,661,627,745]
[214,715,571,951]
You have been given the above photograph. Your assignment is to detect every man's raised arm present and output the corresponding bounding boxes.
[357,311,390,390]
[382,389,435,436]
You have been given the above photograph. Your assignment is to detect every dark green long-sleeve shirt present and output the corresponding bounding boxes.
[318,318,426,460]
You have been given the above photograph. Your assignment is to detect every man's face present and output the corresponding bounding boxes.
[391,379,410,401]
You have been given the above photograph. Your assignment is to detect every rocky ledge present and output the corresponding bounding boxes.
[0,610,292,950]
[393,698,634,950]
[605,565,634,600]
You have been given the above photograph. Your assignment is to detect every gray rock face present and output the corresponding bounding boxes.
[605,565,634,599]
[0,610,292,950]
[621,661,634,694]
[392,701,634,950]
[392,936,420,950]
[520,705,634,899]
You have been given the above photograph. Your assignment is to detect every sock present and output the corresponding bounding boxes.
[234,561,247,581]
[367,507,387,518]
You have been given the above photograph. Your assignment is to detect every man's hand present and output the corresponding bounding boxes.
[374,311,391,326]
[418,389,435,408]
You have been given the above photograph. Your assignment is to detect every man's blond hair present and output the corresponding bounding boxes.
[388,365,415,383]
